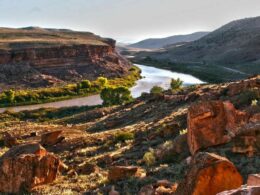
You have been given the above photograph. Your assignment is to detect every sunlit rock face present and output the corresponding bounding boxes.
[175,152,243,195]
[0,143,63,193]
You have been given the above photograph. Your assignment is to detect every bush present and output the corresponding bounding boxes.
[97,77,108,89]
[143,149,156,166]
[179,128,188,135]
[150,86,163,95]
[170,78,183,90]
[81,80,91,89]
[114,132,134,143]
[101,86,133,106]
[4,90,15,103]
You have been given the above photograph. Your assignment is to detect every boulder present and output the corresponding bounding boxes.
[0,143,62,193]
[77,162,99,175]
[40,130,64,146]
[175,152,243,195]
[138,180,177,195]
[3,132,18,148]
[217,186,260,195]
[247,174,260,186]
[187,100,250,154]
[108,166,146,182]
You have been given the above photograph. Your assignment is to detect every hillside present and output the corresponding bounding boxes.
[0,75,259,194]
[0,27,131,89]
[133,16,260,82]
[129,32,209,49]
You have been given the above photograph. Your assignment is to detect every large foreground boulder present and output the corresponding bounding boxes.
[187,100,250,154]
[0,143,62,193]
[175,152,243,195]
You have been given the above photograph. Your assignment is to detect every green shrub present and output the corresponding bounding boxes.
[114,132,134,143]
[97,77,108,89]
[170,78,183,90]
[150,86,163,95]
[233,89,259,108]
[101,86,133,106]
[81,80,91,89]
[4,90,15,103]
[143,149,156,166]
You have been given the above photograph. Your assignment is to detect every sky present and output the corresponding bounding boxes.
[0,0,260,43]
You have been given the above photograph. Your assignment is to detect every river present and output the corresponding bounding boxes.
[0,64,203,113]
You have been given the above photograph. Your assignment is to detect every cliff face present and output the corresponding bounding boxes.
[0,28,131,89]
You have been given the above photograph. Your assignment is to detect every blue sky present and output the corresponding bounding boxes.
[0,0,260,43]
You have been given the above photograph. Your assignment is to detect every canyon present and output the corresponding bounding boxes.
[0,27,131,89]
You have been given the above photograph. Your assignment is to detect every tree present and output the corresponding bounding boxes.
[4,89,15,103]
[76,83,81,94]
[81,80,91,89]
[97,77,108,89]
[150,86,163,95]
[170,78,183,90]
[100,86,132,106]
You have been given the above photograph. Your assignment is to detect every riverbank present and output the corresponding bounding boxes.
[0,66,141,108]
[132,58,250,83]
[0,64,203,113]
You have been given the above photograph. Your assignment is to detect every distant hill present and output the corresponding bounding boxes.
[129,32,209,49]
[134,16,260,82]
[152,16,260,65]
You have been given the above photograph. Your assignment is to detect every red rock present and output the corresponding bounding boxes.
[40,130,64,146]
[223,101,249,135]
[0,28,131,88]
[3,132,18,148]
[217,186,260,195]
[227,76,260,96]
[188,101,229,154]
[175,152,243,195]
[155,186,175,195]
[247,174,260,186]
[139,181,177,195]
[108,166,146,182]
[0,143,62,193]
[187,100,250,154]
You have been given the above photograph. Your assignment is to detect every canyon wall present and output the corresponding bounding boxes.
[0,28,131,89]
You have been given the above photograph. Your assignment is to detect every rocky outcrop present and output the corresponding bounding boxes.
[41,130,64,146]
[0,28,131,88]
[138,180,177,195]
[0,143,62,193]
[217,186,260,195]
[247,174,260,186]
[108,166,146,182]
[175,152,243,195]
[187,100,255,154]
[227,76,260,96]
[3,132,18,147]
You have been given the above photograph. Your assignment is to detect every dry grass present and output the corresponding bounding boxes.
[0,27,108,50]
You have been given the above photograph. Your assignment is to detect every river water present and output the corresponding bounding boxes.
[0,64,203,113]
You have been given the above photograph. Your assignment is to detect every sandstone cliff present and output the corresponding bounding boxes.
[0,27,131,89]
